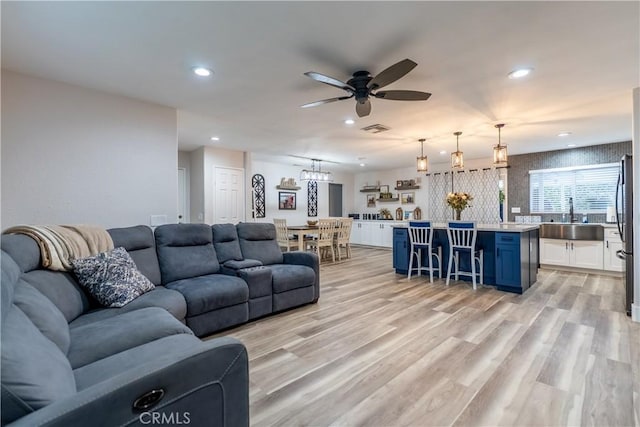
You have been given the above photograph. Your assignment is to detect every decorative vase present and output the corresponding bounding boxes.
[455,209,462,220]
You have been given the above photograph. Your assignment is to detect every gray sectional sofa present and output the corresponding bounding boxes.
[1,222,319,426]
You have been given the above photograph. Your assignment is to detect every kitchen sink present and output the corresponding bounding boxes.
[539,223,604,241]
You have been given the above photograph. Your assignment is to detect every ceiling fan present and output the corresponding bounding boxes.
[301,58,431,118]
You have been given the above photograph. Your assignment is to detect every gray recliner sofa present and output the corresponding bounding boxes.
[1,221,318,426]
[0,248,249,427]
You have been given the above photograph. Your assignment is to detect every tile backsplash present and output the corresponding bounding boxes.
[507,141,631,223]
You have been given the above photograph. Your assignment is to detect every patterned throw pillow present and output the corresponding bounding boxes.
[72,247,155,307]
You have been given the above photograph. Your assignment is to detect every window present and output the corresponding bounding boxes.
[529,163,618,214]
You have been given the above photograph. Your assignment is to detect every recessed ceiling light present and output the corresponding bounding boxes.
[193,67,213,77]
[508,68,533,79]
[359,163,365,167]
[210,136,220,141]
[345,119,355,125]
[557,131,572,137]
[567,144,577,148]
[439,150,447,155]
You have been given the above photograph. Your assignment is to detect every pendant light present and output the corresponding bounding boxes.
[451,131,464,169]
[493,123,508,166]
[416,138,428,172]
[300,159,333,182]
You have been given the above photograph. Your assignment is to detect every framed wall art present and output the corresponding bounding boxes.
[279,191,296,210]
[367,194,376,207]
[401,192,415,204]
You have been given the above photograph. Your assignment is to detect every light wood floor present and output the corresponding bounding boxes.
[212,247,640,426]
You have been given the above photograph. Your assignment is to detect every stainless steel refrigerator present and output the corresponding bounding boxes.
[616,154,634,316]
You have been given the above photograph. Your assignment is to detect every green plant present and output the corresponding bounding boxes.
[499,189,505,203]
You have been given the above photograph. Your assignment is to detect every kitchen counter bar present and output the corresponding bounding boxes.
[393,224,539,294]
[394,223,539,233]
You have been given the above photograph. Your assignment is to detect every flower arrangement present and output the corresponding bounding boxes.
[446,192,473,219]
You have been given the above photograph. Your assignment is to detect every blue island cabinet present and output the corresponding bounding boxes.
[495,231,536,294]
[393,226,537,294]
[393,228,411,274]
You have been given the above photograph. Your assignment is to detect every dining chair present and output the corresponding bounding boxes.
[307,218,336,263]
[334,217,353,261]
[445,221,484,289]
[274,218,297,252]
[407,221,441,282]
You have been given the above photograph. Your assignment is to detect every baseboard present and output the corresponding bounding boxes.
[539,264,623,277]
[632,303,640,323]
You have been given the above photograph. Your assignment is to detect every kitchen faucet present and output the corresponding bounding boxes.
[568,197,576,223]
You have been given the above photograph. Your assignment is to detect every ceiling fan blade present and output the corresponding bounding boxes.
[374,90,432,101]
[356,99,371,117]
[304,72,355,92]
[301,95,353,108]
[368,59,417,90]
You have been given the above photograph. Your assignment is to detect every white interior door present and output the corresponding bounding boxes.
[177,167,188,223]
[214,166,245,224]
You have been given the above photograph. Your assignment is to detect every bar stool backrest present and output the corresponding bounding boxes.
[408,221,434,247]
[447,221,477,250]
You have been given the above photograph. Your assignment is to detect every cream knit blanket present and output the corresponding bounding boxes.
[3,224,114,271]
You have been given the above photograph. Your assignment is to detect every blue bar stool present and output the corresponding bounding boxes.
[446,221,484,289]
[407,221,441,283]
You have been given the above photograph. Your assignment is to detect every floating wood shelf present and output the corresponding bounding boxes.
[360,188,380,193]
[377,198,399,202]
[394,186,420,190]
[276,185,301,190]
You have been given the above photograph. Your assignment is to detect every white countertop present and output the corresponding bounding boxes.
[393,223,539,233]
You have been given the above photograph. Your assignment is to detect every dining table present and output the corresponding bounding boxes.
[286,224,319,251]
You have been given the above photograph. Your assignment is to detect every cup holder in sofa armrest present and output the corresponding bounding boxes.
[223,259,263,270]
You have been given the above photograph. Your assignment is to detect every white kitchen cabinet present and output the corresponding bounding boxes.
[540,238,604,270]
[540,238,570,265]
[351,221,364,244]
[351,221,398,248]
[603,228,624,272]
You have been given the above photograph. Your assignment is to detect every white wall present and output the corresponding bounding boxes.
[189,148,205,223]
[248,159,354,224]
[188,145,245,224]
[178,150,191,223]
[1,71,178,229]
[353,158,495,220]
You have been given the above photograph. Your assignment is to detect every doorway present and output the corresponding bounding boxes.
[214,166,245,224]
[329,183,343,217]
[177,167,188,223]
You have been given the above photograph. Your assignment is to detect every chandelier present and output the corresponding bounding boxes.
[451,131,464,169]
[416,138,428,173]
[299,159,333,182]
[493,123,508,166]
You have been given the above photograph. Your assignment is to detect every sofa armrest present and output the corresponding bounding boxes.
[282,251,320,302]
[224,259,263,270]
[10,337,249,427]
[220,259,263,277]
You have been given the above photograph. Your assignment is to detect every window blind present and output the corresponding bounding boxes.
[529,163,618,214]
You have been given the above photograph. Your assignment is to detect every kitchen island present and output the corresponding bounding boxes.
[393,223,540,294]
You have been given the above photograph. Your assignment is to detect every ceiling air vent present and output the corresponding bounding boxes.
[361,124,390,134]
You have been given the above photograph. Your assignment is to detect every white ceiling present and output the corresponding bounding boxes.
[2,1,638,172]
